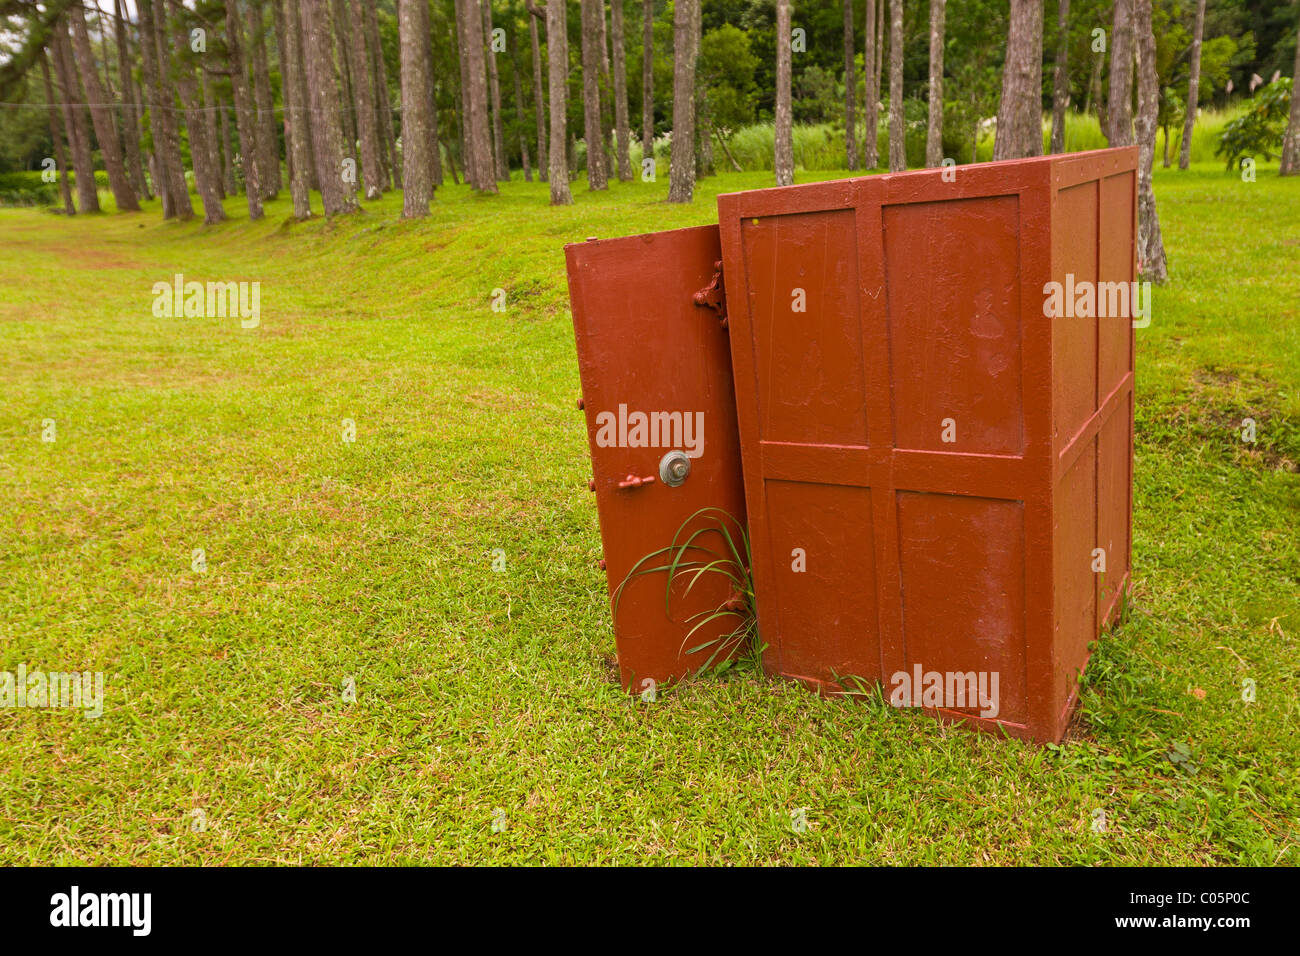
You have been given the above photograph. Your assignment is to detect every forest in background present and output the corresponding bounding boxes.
[0,0,1297,283]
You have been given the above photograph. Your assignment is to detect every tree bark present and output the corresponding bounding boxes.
[51,26,97,213]
[282,0,314,217]
[1280,4,1300,174]
[271,0,295,188]
[331,0,357,173]
[343,0,384,199]
[1177,0,1205,169]
[483,0,510,181]
[301,0,358,213]
[888,0,904,170]
[398,0,435,215]
[113,0,150,200]
[993,0,1043,160]
[458,0,497,192]
[289,0,319,191]
[1134,0,1167,281]
[774,0,793,184]
[925,0,945,167]
[362,0,400,189]
[200,63,224,199]
[692,0,712,178]
[527,5,547,181]
[455,0,476,186]
[221,102,239,195]
[40,51,76,215]
[667,0,697,200]
[863,0,878,167]
[546,0,573,202]
[641,0,654,164]
[69,3,139,211]
[581,0,609,189]
[226,1,264,218]
[844,0,858,170]
[246,1,281,197]
[510,26,533,181]
[1050,0,1070,154]
[611,0,633,180]
[1106,0,1135,147]
[136,0,189,218]
[170,22,227,224]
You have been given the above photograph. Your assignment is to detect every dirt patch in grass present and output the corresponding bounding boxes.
[1155,366,1298,473]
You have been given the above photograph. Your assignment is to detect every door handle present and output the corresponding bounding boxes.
[617,473,657,489]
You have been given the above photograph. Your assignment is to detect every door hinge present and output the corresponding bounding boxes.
[693,260,727,328]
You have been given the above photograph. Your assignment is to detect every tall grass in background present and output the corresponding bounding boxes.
[700,105,1247,177]
[972,107,1241,164]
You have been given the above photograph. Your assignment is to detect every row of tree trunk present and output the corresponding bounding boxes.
[51,0,1284,278]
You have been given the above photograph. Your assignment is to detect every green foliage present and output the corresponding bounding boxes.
[698,24,759,137]
[1216,77,1293,168]
[0,170,56,207]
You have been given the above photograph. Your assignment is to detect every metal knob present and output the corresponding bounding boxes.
[658,450,692,487]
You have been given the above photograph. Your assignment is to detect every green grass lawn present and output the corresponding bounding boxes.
[0,162,1296,865]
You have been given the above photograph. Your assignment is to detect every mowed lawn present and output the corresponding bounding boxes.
[0,163,1296,865]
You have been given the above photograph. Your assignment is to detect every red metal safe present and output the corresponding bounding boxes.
[566,148,1138,743]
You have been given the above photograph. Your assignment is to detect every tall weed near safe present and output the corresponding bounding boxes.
[614,508,759,677]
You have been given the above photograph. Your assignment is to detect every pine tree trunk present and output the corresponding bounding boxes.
[1134,0,1167,280]
[863,0,878,168]
[200,65,225,199]
[51,27,98,213]
[221,103,239,195]
[289,0,319,191]
[1050,0,1070,154]
[113,0,150,200]
[40,52,76,215]
[483,1,510,181]
[140,0,192,218]
[925,0,945,167]
[271,0,295,189]
[226,1,264,218]
[398,0,435,216]
[581,0,609,189]
[301,0,358,213]
[844,0,858,170]
[546,0,573,203]
[332,0,358,173]
[993,0,1043,160]
[343,0,383,199]
[1177,0,1205,169]
[459,0,497,192]
[1280,4,1300,175]
[282,0,314,217]
[692,0,712,178]
[641,0,653,161]
[455,0,477,187]
[528,5,547,181]
[888,0,905,171]
[170,24,227,224]
[611,0,633,180]
[874,0,885,153]
[69,4,139,211]
[1106,0,1134,147]
[362,0,399,189]
[510,27,533,182]
[667,0,697,200]
[246,1,280,197]
[774,0,794,184]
